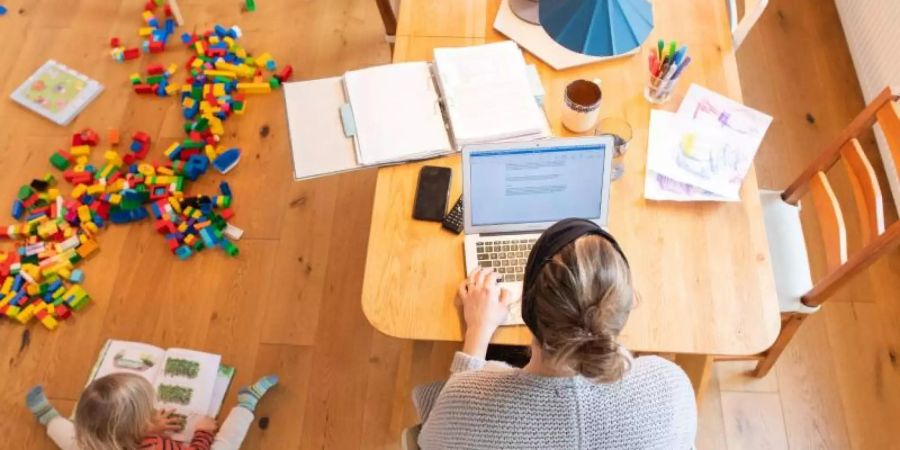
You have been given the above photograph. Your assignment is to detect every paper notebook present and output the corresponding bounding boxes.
[284,42,549,181]
[433,41,548,145]
[344,62,451,165]
[80,339,235,443]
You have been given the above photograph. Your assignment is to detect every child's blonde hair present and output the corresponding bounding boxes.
[74,373,156,450]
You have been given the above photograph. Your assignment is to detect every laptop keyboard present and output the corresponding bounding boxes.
[475,238,537,282]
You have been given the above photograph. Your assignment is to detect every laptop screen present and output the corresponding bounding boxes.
[468,143,607,227]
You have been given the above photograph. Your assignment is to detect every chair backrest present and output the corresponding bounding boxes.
[731,0,769,48]
[780,86,900,307]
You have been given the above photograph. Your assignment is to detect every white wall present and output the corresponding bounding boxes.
[833,0,900,215]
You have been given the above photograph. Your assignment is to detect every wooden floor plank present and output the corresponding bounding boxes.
[824,301,900,450]
[720,392,790,450]
[4,0,900,449]
[241,343,314,450]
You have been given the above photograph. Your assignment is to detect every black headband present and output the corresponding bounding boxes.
[521,218,629,341]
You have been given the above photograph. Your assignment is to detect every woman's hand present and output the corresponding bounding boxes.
[457,267,513,358]
[148,409,182,435]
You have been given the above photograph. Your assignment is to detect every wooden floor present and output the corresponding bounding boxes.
[0,0,897,449]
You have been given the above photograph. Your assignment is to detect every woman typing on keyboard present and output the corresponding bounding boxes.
[412,218,697,449]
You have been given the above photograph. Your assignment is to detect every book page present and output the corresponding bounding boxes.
[90,340,166,386]
[157,348,222,441]
[208,365,236,416]
[434,41,547,144]
[343,62,451,165]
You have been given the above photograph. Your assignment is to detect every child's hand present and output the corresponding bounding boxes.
[194,416,218,433]
[148,408,182,435]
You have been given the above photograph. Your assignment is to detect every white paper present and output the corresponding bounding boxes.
[343,62,451,165]
[434,41,549,145]
[645,111,740,201]
[646,84,772,198]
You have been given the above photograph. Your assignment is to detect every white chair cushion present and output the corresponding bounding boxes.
[759,190,819,314]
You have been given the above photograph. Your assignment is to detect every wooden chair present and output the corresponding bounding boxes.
[728,0,769,49]
[375,0,398,44]
[741,86,900,377]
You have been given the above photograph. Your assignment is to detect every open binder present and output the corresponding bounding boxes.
[284,41,549,180]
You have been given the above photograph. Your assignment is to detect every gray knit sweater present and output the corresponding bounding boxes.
[413,352,696,449]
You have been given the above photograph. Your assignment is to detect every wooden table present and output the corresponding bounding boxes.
[362,0,781,389]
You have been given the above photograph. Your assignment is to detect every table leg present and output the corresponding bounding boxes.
[674,353,713,402]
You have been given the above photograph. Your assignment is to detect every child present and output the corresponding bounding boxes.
[27,372,278,450]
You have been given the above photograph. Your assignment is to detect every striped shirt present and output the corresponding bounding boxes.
[139,430,215,450]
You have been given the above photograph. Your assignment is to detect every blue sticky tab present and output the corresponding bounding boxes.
[339,103,356,137]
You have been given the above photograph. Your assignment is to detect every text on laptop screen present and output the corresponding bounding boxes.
[469,144,606,226]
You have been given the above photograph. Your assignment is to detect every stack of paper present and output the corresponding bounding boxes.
[434,41,550,146]
[343,62,452,165]
[645,84,773,201]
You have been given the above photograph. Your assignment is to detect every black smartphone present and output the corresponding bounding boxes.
[413,166,452,221]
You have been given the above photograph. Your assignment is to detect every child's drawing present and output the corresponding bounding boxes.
[645,85,772,198]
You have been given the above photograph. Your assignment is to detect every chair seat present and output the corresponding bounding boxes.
[759,190,820,314]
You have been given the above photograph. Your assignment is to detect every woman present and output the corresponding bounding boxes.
[414,218,697,449]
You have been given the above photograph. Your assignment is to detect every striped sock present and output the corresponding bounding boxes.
[26,386,60,426]
[237,375,278,412]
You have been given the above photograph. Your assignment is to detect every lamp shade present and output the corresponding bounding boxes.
[539,0,654,57]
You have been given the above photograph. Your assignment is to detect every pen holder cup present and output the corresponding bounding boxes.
[644,71,678,105]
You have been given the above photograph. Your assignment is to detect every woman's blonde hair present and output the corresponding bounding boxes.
[530,234,634,383]
[74,373,156,450]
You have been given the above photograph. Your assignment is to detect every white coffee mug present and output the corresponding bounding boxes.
[562,79,602,133]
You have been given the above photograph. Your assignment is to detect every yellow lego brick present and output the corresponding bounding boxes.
[215,60,255,77]
[5,305,21,319]
[70,145,91,156]
[75,156,89,166]
[0,292,14,308]
[16,304,36,323]
[213,83,226,97]
[255,52,273,68]
[138,26,153,37]
[48,187,60,199]
[83,222,99,234]
[167,63,178,75]
[191,58,204,69]
[108,193,122,205]
[77,205,92,222]
[87,184,105,195]
[39,314,59,331]
[142,10,154,23]
[209,118,224,136]
[204,145,218,161]
[236,82,271,94]
[165,84,179,96]
[71,184,88,199]
[204,70,236,79]
[194,41,205,56]
[0,278,12,295]
[157,166,174,176]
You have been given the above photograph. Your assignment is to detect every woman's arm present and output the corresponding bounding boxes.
[456,267,513,361]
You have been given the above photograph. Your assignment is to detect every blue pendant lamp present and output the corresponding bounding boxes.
[539,0,654,57]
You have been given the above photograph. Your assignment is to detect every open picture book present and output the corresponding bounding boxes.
[81,340,235,442]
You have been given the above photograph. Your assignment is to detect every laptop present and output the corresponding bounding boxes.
[461,135,614,325]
